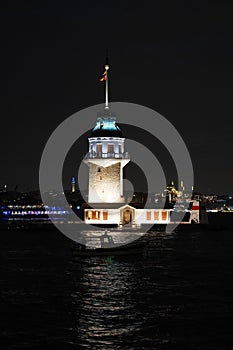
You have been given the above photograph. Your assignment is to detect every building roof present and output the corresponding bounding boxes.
[91,117,123,138]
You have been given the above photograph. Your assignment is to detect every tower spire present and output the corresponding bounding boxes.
[104,49,109,110]
[100,50,110,110]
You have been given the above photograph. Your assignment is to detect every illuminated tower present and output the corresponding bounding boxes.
[84,61,130,203]
[71,176,76,193]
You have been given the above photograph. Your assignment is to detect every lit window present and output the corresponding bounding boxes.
[96,144,102,153]
[103,211,108,220]
[108,144,114,153]
[162,211,167,220]
[92,211,100,220]
[154,211,159,220]
[146,211,151,220]
[86,211,92,220]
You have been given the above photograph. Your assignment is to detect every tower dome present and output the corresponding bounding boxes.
[91,116,123,138]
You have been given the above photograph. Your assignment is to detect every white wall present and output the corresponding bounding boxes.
[89,137,125,154]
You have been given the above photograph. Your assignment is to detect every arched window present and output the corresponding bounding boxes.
[107,144,114,153]
[96,144,102,153]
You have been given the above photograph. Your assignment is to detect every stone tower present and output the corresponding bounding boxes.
[84,111,130,203]
[84,61,130,203]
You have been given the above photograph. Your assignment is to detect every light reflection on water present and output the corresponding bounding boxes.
[72,259,140,348]
[74,229,145,248]
[68,231,186,349]
[1,228,233,349]
[69,256,165,349]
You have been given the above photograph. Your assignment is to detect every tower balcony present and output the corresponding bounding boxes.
[85,151,130,160]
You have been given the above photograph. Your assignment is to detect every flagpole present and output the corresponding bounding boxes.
[105,64,109,110]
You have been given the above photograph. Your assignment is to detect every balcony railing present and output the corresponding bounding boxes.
[85,152,130,159]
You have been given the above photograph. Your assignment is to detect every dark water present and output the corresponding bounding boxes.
[1,223,233,349]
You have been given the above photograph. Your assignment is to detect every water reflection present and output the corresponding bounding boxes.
[73,229,145,249]
[67,230,183,349]
[2,228,231,349]
[67,231,204,348]
[69,257,144,348]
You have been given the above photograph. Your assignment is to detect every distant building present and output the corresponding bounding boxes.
[71,177,76,193]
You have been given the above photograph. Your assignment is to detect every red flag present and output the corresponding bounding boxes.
[100,70,107,81]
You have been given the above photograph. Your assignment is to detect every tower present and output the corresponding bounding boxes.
[84,61,130,203]
[71,176,76,193]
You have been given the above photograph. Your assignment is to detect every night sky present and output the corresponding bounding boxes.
[0,1,232,194]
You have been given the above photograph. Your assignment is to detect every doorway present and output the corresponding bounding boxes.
[121,207,135,225]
